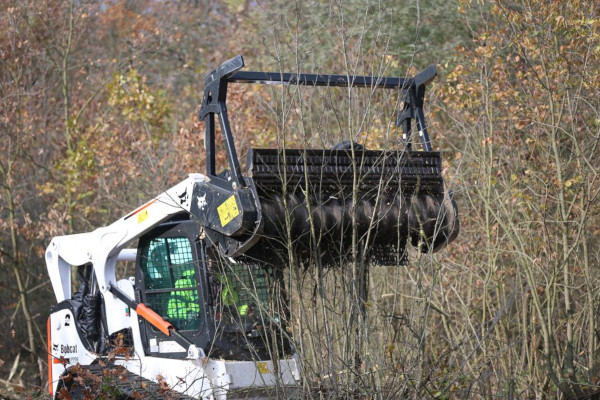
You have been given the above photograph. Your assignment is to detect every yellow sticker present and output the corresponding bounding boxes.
[256,361,269,374]
[137,209,149,224]
[217,195,240,227]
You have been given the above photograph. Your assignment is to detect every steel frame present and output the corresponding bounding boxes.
[198,55,437,189]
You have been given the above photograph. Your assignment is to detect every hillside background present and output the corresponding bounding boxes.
[1,0,598,398]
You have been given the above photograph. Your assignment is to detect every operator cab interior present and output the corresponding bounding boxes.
[134,214,291,361]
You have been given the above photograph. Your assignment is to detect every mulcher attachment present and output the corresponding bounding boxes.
[248,147,457,265]
[191,55,458,266]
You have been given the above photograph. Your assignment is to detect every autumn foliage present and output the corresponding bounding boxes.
[436,1,599,398]
[0,0,598,399]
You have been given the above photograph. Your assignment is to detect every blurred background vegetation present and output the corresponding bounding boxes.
[1,0,598,398]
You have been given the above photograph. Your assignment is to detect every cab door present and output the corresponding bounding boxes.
[135,219,209,358]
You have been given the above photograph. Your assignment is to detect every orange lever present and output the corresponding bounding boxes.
[136,303,173,336]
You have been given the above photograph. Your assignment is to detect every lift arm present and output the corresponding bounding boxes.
[45,174,212,334]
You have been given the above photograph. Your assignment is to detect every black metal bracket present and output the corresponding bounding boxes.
[396,64,437,151]
[198,55,438,184]
[199,56,246,188]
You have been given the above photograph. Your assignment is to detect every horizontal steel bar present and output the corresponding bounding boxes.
[229,71,412,89]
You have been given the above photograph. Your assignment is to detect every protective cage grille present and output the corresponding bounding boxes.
[208,253,285,322]
[140,236,201,331]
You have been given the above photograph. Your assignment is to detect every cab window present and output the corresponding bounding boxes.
[140,237,200,331]
[208,253,279,323]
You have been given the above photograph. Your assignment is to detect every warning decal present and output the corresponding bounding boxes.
[137,209,149,224]
[256,361,269,374]
[217,195,240,227]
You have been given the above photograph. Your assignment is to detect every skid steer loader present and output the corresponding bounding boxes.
[46,55,458,399]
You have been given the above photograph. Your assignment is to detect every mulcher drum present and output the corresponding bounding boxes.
[243,148,459,266]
